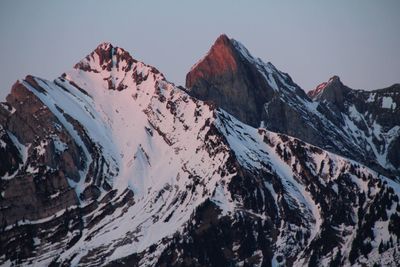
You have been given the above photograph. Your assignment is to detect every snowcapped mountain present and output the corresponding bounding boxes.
[0,36,399,267]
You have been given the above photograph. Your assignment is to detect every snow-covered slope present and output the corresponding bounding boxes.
[0,41,399,267]
[1,43,235,266]
[156,110,400,267]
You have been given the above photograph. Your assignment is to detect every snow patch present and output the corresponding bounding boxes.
[382,96,396,109]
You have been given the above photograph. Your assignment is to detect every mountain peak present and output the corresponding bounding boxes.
[308,75,351,112]
[69,43,165,91]
[329,75,340,82]
[308,75,347,100]
[74,42,137,73]
[186,34,306,128]
[186,34,238,88]
[96,41,114,51]
[2,34,400,267]
[327,75,343,87]
[214,33,231,46]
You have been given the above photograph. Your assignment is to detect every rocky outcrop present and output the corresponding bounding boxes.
[0,79,85,263]
[308,75,351,112]
[0,79,82,225]
[0,123,21,178]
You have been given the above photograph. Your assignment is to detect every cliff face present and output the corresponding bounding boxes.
[186,34,276,127]
[0,79,81,224]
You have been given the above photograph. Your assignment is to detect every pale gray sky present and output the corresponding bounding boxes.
[1,0,399,100]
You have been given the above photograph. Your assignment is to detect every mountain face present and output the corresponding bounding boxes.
[0,37,399,267]
[308,78,400,174]
[186,35,400,178]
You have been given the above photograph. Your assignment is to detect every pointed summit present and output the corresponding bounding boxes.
[186,34,239,89]
[68,42,164,91]
[186,34,302,127]
[74,42,137,73]
[96,41,113,51]
[308,75,351,111]
[328,75,341,83]
[325,75,346,91]
[308,75,349,99]
[214,33,231,46]
[186,34,273,127]
[307,75,343,99]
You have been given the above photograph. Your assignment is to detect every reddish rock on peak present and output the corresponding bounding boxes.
[308,75,351,112]
[308,75,347,99]
[186,34,277,127]
[307,81,328,99]
[186,34,238,89]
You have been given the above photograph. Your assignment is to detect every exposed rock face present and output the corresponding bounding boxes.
[0,124,21,178]
[186,35,238,81]
[0,79,81,225]
[186,34,275,127]
[187,34,400,177]
[0,79,84,262]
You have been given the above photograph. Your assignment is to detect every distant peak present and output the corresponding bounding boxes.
[328,75,342,84]
[187,34,259,78]
[308,75,351,111]
[308,75,345,99]
[214,34,231,46]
